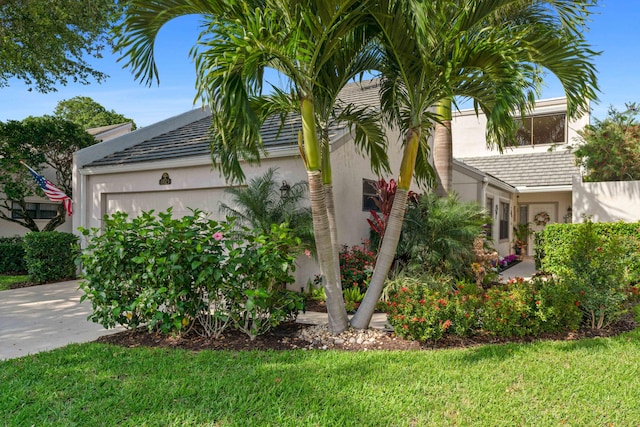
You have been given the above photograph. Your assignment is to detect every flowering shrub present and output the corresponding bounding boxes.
[79,209,303,339]
[499,254,519,268]
[339,243,375,293]
[481,277,580,337]
[386,276,581,342]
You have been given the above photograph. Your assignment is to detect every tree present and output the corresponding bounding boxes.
[350,0,599,328]
[116,0,385,333]
[574,103,640,181]
[54,96,138,130]
[0,0,122,92]
[219,168,315,253]
[0,116,97,231]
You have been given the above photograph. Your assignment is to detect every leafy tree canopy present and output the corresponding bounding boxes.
[574,103,640,182]
[0,115,97,231]
[0,0,122,92]
[54,96,138,130]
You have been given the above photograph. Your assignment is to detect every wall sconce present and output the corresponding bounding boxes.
[279,180,291,199]
[494,205,498,218]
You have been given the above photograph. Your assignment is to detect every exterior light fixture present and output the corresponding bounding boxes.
[279,180,291,199]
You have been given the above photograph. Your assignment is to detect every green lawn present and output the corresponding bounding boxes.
[2,309,640,426]
[0,275,29,291]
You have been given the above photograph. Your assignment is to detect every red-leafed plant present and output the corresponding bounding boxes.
[367,178,418,252]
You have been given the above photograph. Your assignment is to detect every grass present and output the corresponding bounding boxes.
[0,275,29,291]
[2,308,640,426]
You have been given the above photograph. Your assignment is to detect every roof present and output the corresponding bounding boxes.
[458,150,579,188]
[84,80,380,168]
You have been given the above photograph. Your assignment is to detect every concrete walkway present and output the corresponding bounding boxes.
[0,280,123,361]
[498,256,537,281]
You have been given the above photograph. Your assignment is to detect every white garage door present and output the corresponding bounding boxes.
[105,188,232,221]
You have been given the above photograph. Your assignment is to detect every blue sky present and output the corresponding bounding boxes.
[1,2,638,127]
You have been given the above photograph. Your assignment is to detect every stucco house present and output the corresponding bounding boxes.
[72,80,588,287]
[0,122,133,238]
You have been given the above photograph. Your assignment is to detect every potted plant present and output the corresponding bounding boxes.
[513,222,534,258]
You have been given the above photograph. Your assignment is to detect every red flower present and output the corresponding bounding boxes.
[575,301,581,306]
[442,319,452,330]
[535,300,541,305]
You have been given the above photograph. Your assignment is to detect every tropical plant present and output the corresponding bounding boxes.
[219,168,315,254]
[395,192,490,279]
[351,0,599,329]
[115,0,387,333]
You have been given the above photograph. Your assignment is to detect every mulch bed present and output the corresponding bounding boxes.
[96,310,638,353]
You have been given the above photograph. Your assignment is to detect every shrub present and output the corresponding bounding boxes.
[481,277,580,337]
[0,236,26,273]
[547,218,632,329]
[339,243,375,293]
[23,231,78,283]
[79,209,303,339]
[385,275,581,342]
[223,224,305,340]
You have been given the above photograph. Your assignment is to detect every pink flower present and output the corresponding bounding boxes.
[213,232,223,241]
[304,249,311,258]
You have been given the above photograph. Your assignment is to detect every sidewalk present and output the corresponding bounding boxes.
[498,256,537,281]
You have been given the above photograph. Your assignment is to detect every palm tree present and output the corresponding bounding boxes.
[115,0,384,333]
[350,0,598,328]
[219,168,315,253]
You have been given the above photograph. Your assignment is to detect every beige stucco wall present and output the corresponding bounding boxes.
[451,98,589,158]
[572,176,640,222]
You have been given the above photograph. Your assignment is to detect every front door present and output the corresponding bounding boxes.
[528,203,557,255]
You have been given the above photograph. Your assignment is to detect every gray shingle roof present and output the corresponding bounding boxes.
[458,150,579,188]
[85,80,380,168]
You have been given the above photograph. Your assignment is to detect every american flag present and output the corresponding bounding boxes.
[22,162,73,216]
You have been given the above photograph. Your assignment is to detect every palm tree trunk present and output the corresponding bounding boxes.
[309,171,349,333]
[301,98,349,333]
[434,99,452,197]
[321,136,342,290]
[324,183,342,287]
[351,127,420,329]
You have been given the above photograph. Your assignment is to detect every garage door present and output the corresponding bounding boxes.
[105,188,232,221]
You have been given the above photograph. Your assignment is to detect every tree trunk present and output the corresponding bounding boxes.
[300,98,348,334]
[351,128,420,329]
[324,184,342,289]
[434,99,452,197]
[309,171,349,333]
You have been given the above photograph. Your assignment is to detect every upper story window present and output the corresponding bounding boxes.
[515,113,566,146]
[11,202,60,220]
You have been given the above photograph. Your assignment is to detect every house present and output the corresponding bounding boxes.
[73,81,588,288]
[0,123,133,238]
[451,97,588,256]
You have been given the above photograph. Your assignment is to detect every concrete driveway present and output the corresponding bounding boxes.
[0,280,123,361]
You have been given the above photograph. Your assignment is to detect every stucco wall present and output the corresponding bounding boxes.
[572,176,640,222]
[451,98,589,158]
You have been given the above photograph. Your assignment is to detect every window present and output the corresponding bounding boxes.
[362,179,379,212]
[515,113,566,146]
[499,201,509,240]
[484,197,494,239]
[11,202,60,219]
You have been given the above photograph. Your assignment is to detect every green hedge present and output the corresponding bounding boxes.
[538,221,640,284]
[23,231,79,284]
[0,237,26,274]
